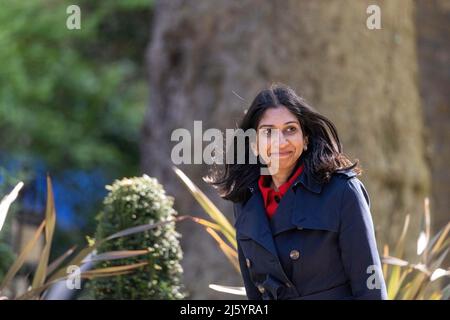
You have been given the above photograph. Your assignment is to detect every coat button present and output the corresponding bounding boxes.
[246,258,251,268]
[285,282,292,288]
[289,249,300,260]
[257,284,265,294]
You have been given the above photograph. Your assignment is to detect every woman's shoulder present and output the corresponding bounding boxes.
[325,169,369,202]
[329,169,370,207]
[333,168,358,180]
[329,168,364,186]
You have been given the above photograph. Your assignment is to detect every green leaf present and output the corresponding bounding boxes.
[31,176,57,289]
[80,261,148,276]
[46,246,77,277]
[0,220,45,291]
[0,181,24,232]
[209,284,246,296]
[204,227,239,272]
[104,216,188,242]
[82,250,149,263]
[173,166,236,249]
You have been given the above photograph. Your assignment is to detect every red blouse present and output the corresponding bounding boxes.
[258,163,305,219]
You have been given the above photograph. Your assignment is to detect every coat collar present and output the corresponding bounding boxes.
[247,165,323,195]
[236,167,357,257]
[235,189,279,256]
[235,167,324,257]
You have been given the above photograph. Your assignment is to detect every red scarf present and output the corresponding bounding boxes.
[258,163,305,219]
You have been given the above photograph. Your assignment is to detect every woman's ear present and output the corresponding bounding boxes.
[303,136,309,151]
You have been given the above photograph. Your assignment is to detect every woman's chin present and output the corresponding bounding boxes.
[268,159,295,171]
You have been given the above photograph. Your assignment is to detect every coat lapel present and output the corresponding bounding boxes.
[269,188,297,236]
[294,166,323,194]
[234,167,328,255]
[234,181,278,257]
[288,168,322,230]
[271,167,325,233]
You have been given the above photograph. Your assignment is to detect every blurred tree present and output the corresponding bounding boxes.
[416,0,450,234]
[0,0,152,174]
[141,0,431,298]
[0,0,153,258]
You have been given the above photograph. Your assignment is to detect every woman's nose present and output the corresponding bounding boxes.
[272,132,288,149]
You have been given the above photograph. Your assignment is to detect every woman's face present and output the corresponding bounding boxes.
[253,106,307,173]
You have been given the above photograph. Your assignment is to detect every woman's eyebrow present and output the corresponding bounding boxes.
[258,121,299,129]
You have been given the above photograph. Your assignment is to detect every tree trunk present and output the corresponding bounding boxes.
[416,0,450,234]
[141,0,430,298]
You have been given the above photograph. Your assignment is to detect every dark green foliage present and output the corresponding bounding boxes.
[0,0,153,262]
[0,0,152,174]
[90,175,186,299]
[0,243,15,282]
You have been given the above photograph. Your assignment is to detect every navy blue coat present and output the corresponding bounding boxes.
[233,168,388,300]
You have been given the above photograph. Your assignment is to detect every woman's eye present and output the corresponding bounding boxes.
[286,126,297,133]
[262,129,272,136]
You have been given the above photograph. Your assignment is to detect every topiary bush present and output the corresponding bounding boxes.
[90,175,186,299]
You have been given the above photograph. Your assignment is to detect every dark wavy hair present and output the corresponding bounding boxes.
[204,83,361,203]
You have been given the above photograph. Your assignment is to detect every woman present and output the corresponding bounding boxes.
[206,84,388,300]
